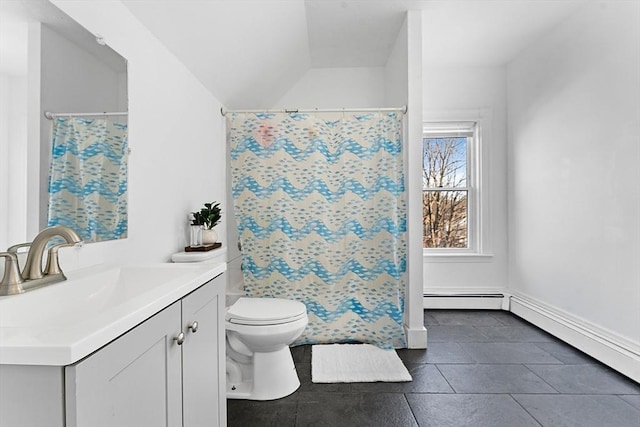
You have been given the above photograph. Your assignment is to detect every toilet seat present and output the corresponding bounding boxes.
[226,297,307,326]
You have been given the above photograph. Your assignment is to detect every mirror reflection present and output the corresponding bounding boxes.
[0,0,128,247]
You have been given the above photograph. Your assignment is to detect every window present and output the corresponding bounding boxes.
[422,122,477,251]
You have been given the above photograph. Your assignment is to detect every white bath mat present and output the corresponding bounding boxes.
[311,344,412,383]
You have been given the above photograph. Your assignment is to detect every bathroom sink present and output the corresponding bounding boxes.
[0,262,226,366]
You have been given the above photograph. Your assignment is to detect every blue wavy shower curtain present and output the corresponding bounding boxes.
[47,116,128,242]
[228,111,407,348]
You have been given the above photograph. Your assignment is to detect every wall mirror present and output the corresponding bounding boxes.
[0,0,128,249]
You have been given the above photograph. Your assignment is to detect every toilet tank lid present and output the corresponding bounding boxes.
[226,297,307,323]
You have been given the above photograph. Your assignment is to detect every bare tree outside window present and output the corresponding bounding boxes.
[423,136,469,248]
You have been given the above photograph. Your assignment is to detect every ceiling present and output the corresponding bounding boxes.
[121,0,587,108]
[0,0,127,75]
[1,0,588,107]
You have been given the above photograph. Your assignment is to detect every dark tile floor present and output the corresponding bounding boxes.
[227,310,640,426]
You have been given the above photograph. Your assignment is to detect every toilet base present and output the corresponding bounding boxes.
[227,346,300,400]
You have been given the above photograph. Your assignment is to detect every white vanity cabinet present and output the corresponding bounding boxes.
[66,274,226,427]
[65,302,184,427]
[0,271,226,427]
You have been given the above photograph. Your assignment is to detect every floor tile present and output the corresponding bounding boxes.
[620,394,640,410]
[513,394,640,427]
[227,399,297,427]
[428,310,505,326]
[533,341,598,365]
[460,342,563,364]
[437,364,558,393]
[407,393,541,427]
[403,342,475,364]
[227,311,639,425]
[423,311,439,326]
[396,347,430,364]
[350,364,454,393]
[291,345,311,364]
[525,364,640,394]
[295,392,418,427]
[475,326,555,342]
[425,325,491,342]
[487,311,533,326]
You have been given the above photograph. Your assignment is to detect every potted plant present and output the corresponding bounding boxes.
[192,202,221,244]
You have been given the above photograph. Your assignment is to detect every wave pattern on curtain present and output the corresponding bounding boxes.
[228,111,407,348]
[48,116,128,242]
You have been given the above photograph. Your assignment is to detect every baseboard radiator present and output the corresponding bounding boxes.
[423,293,506,310]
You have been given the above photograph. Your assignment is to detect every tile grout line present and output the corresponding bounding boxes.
[508,393,545,427]
[432,363,458,394]
[401,392,421,427]
[521,363,562,394]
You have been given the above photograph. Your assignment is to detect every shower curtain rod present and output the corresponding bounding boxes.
[220,105,407,116]
[44,111,128,120]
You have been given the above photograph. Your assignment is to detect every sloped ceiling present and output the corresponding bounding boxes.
[305,0,420,67]
[0,0,126,75]
[121,0,311,109]
[120,0,588,108]
[421,0,588,66]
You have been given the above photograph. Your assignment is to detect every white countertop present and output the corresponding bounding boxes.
[0,262,226,366]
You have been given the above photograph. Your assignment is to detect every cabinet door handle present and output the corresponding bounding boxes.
[188,321,199,333]
[174,332,185,345]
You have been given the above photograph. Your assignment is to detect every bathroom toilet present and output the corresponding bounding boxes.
[172,249,308,400]
[226,297,308,400]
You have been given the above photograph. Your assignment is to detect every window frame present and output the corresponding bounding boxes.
[422,111,492,260]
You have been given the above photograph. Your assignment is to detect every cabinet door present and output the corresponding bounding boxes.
[181,274,226,427]
[65,302,183,427]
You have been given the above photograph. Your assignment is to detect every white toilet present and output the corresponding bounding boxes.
[226,297,308,400]
[172,249,308,401]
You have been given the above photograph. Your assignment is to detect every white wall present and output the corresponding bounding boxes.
[0,74,28,250]
[275,67,385,109]
[50,0,226,268]
[422,66,508,296]
[406,11,427,347]
[507,0,640,380]
[0,75,7,249]
[383,16,407,107]
[389,12,427,348]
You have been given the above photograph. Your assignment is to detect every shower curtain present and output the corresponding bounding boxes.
[48,116,128,242]
[228,111,407,348]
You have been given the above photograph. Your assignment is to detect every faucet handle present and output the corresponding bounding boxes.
[0,252,25,296]
[7,242,31,254]
[44,243,75,277]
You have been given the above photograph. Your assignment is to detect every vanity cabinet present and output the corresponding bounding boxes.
[65,302,184,427]
[66,274,226,427]
[0,273,226,427]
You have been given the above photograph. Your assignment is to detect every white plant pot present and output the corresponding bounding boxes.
[202,228,218,245]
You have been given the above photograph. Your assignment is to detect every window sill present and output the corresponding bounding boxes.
[422,252,494,263]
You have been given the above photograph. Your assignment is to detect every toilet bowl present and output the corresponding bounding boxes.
[171,249,308,400]
[226,297,308,400]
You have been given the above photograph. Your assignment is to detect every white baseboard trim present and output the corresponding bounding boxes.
[404,324,427,349]
[508,293,640,383]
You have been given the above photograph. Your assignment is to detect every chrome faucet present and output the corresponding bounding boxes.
[0,226,83,296]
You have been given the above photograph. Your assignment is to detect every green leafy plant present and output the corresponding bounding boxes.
[191,202,221,230]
